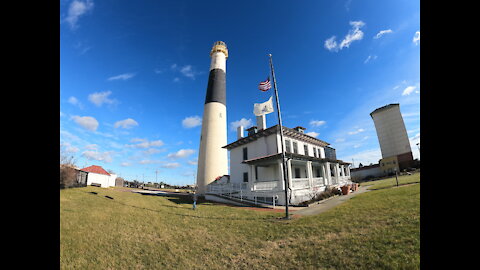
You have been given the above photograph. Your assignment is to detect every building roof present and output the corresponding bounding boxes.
[79,165,111,176]
[223,125,330,150]
[370,103,399,117]
[242,152,350,165]
[350,163,380,172]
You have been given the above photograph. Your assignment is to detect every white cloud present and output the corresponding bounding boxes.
[126,138,164,149]
[348,128,365,135]
[68,96,83,108]
[187,159,198,165]
[310,120,326,127]
[82,150,114,163]
[142,148,163,155]
[84,144,98,150]
[335,138,346,143]
[324,36,338,51]
[339,148,382,167]
[88,91,116,107]
[182,116,202,128]
[167,149,196,159]
[306,131,319,138]
[325,21,365,52]
[180,65,195,79]
[138,159,162,165]
[161,162,181,169]
[364,55,377,64]
[402,86,416,96]
[120,162,131,167]
[64,0,94,30]
[413,31,420,45]
[61,142,79,153]
[114,118,139,129]
[71,115,99,131]
[230,118,253,131]
[374,29,393,39]
[107,73,135,81]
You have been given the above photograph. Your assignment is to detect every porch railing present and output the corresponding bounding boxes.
[253,180,279,191]
[291,178,310,189]
[312,177,324,186]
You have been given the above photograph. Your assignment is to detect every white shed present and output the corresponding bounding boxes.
[80,165,116,188]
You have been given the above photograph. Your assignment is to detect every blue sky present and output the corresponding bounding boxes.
[60,0,420,185]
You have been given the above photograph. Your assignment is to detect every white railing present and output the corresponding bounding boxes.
[253,180,279,191]
[330,176,337,185]
[291,178,310,189]
[207,183,280,207]
[312,177,324,186]
[207,182,247,194]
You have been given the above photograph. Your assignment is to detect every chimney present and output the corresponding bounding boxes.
[256,115,266,130]
[246,126,258,136]
[294,126,306,133]
[237,125,244,139]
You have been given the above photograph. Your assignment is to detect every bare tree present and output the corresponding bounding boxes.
[60,144,79,189]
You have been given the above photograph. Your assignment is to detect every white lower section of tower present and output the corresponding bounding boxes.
[196,102,228,195]
[210,51,226,72]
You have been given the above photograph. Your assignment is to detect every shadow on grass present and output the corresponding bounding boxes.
[81,190,277,221]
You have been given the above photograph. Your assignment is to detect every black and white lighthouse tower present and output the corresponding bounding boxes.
[196,41,229,195]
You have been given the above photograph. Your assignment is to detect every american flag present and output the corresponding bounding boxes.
[258,77,272,91]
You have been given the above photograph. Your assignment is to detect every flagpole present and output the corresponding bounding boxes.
[268,53,290,219]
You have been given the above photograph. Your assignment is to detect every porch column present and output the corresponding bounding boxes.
[287,159,293,189]
[334,163,340,184]
[249,165,255,190]
[306,161,313,188]
[278,160,285,190]
[325,162,331,185]
[321,162,327,185]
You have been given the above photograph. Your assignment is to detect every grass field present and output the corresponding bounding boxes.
[60,175,420,269]
[361,172,421,190]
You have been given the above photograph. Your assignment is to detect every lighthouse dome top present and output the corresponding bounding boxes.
[210,41,228,58]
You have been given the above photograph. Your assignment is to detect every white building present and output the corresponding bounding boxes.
[205,115,352,206]
[80,165,117,188]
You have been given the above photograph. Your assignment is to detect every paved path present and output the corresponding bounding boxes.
[289,185,371,217]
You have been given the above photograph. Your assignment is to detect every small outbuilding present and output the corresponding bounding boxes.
[79,165,117,188]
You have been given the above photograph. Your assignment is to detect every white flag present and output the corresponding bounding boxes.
[253,96,274,116]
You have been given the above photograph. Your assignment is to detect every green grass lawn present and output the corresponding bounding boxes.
[60,180,420,269]
[361,172,421,190]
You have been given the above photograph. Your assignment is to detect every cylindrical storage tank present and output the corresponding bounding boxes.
[370,104,412,158]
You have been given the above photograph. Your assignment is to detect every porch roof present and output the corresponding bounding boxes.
[242,152,351,165]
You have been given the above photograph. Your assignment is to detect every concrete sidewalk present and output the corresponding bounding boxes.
[288,185,371,216]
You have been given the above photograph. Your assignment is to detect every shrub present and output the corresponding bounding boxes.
[298,187,340,206]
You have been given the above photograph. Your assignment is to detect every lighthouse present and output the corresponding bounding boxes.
[196,41,229,195]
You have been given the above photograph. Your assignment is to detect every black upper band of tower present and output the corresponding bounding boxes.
[204,68,226,105]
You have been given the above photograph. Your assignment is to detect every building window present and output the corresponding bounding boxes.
[243,147,248,160]
[285,139,291,153]
[243,172,248,182]
[304,145,309,156]
[293,141,298,154]
[255,166,258,180]
[294,168,301,178]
